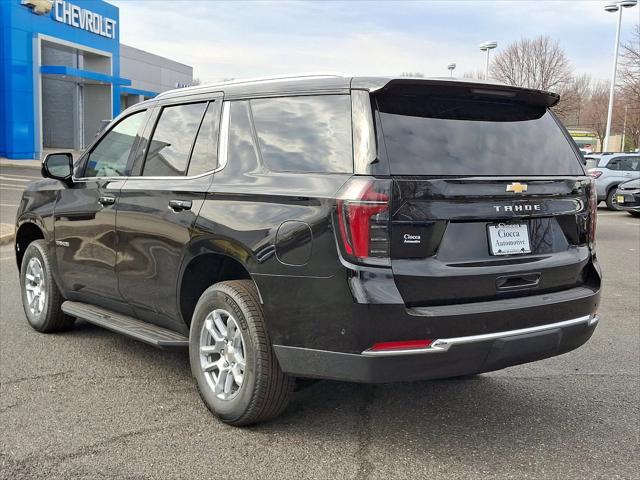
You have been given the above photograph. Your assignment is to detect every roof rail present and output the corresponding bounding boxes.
[156,73,347,98]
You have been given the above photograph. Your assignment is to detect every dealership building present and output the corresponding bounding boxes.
[1,0,193,160]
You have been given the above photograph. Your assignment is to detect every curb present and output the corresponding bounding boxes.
[0,233,14,246]
[0,158,41,169]
[0,224,14,246]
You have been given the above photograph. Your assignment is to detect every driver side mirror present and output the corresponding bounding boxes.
[42,153,73,182]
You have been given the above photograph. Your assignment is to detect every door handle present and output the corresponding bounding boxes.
[169,199,192,212]
[98,195,116,206]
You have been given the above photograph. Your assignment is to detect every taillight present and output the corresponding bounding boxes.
[336,177,391,265]
[588,179,597,249]
[589,170,603,179]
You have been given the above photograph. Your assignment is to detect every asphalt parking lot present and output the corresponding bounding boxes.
[0,164,638,480]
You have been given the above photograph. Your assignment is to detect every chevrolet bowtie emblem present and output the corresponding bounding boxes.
[506,182,528,194]
[21,0,53,15]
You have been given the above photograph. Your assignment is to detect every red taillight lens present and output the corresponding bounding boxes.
[336,178,391,263]
[588,179,597,248]
[589,170,603,179]
[369,339,433,351]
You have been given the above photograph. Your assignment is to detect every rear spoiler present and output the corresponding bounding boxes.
[351,77,560,108]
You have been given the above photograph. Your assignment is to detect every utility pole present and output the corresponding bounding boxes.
[621,105,628,151]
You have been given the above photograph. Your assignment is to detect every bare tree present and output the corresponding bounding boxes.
[490,35,573,92]
[400,72,425,78]
[580,81,622,147]
[554,73,592,125]
[619,24,640,150]
[620,24,640,98]
[462,70,485,80]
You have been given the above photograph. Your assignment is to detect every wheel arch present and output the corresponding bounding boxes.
[177,250,260,328]
[15,220,47,269]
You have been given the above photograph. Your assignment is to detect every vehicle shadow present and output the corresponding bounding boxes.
[253,373,608,464]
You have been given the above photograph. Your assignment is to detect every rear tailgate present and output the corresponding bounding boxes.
[373,81,596,307]
[390,177,593,306]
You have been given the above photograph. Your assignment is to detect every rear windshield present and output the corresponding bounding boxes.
[376,94,583,176]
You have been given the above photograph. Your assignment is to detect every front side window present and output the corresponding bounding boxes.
[250,95,353,173]
[84,110,146,177]
[143,102,207,177]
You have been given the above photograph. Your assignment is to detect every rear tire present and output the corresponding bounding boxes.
[189,280,294,426]
[606,188,622,211]
[19,240,74,333]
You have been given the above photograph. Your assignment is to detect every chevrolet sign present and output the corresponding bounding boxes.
[21,0,53,15]
[52,0,117,39]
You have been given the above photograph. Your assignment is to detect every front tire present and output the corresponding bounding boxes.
[19,240,74,332]
[189,280,294,426]
[606,188,622,211]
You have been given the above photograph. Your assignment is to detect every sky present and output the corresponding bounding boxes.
[111,0,640,84]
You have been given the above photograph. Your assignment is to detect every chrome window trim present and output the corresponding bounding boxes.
[72,101,230,183]
[361,314,598,357]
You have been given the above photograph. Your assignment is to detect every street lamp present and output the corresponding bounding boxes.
[447,63,456,77]
[603,0,637,152]
[479,41,497,80]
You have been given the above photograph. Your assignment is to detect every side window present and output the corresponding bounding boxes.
[142,102,207,177]
[250,95,353,173]
[84,110,146,177]
[620,156,640,171]
[226,101,260,174]
[188,101,221,176]
[607,158,622,170]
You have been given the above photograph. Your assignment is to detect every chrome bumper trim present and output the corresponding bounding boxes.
[362,314,598,357]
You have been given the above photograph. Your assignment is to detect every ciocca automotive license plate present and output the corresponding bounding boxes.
[488,223,531,255]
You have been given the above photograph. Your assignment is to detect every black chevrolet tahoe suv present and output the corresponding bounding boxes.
[15,75,601,425]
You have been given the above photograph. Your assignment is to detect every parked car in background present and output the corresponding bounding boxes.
[615,179,640,216]
[588,153,640,209]
[583,154,601,171]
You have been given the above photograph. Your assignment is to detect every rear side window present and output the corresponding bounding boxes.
[143,102,207,176]
[250,95,352,173]
[376,93,583,176]
[188,101,221,176]
[616,156,640,171]
[226,101,260,175]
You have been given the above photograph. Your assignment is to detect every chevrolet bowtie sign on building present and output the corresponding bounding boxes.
[21,0,53,15]
[1,0,193,160]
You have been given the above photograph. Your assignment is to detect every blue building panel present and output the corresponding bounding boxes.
[1,0,122,159]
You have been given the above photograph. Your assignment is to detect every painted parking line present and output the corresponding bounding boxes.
[0,203,20,208]
[0,184,25,191]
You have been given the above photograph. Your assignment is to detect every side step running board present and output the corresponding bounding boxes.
[61,301,189,348]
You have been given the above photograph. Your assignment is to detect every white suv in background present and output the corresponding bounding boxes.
[589,153,640,210]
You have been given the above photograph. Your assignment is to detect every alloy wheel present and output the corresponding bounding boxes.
[199,309,247,400]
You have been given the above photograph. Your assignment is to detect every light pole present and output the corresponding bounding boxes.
[621,105,629,151]
[447,63,456,77]
[603,0,637,152]
[479,41,497,80]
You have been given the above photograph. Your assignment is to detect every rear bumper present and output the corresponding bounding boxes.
[274,315,599,383]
